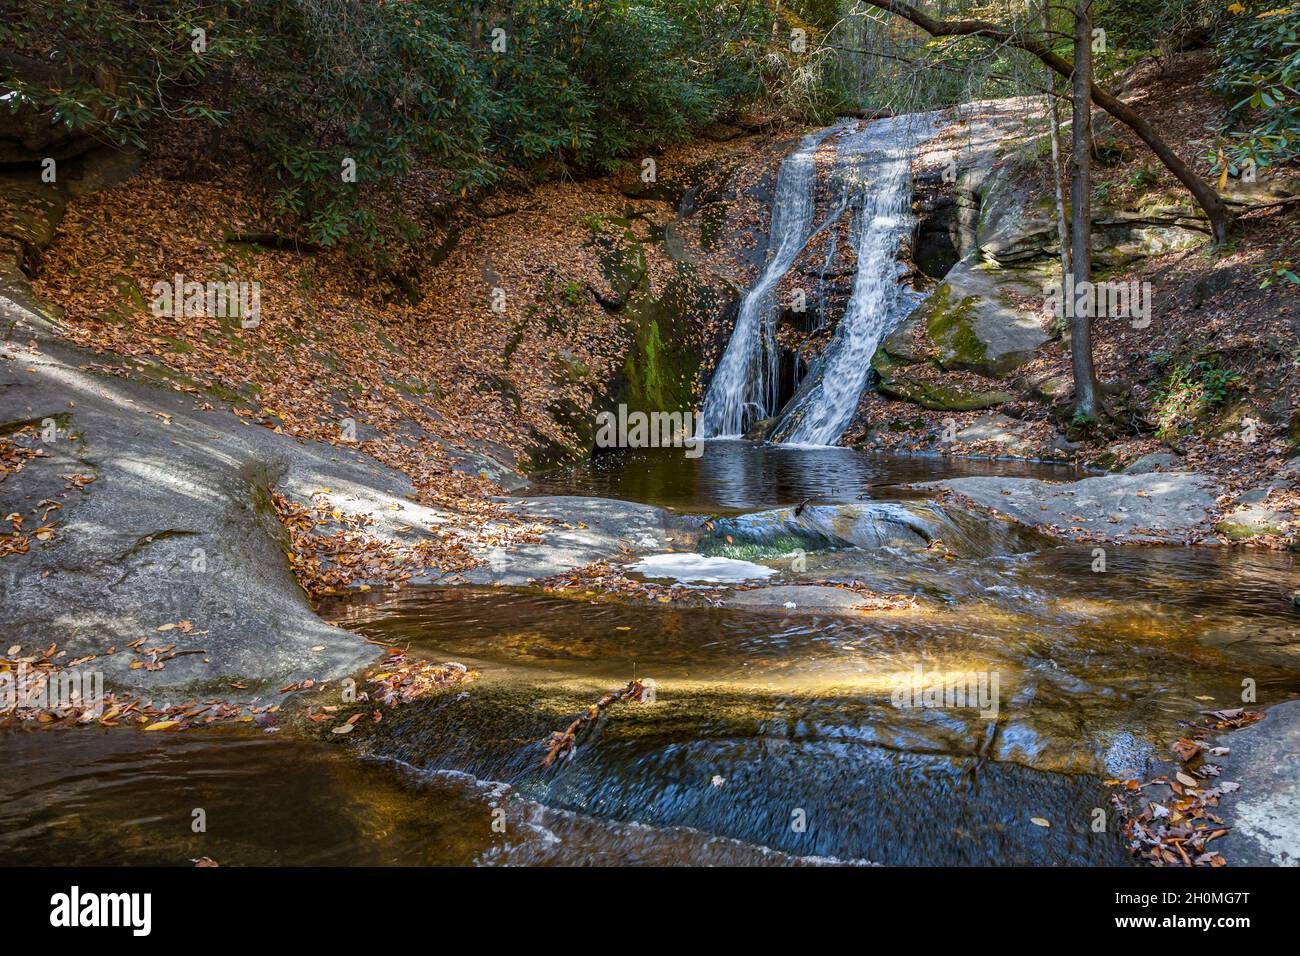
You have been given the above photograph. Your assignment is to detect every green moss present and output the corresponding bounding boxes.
[609,251,719,417]
[923,283,987,367]
[699,534,811,560]
[872,349,1012,411]
[1215,519,1284,540]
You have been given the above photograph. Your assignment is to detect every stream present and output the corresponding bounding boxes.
[4,448,1298,866]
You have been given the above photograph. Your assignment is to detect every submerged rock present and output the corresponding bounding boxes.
[695,498,1040,559]
[723,584,867,611]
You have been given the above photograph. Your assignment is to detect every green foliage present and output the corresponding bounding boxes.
[1091,0,1216,75]
[1093,180,1122,205]
[1209,3,1300,172]
[1259,257,1300,288]
[1152,356,1243,437]
[1127,163,1161,189]
[1,0,798,255]
[0,1,252,149]
[245,2,491,248]
[488,1,722,175]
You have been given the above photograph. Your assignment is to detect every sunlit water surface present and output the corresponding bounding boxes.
[3,449,1297,866]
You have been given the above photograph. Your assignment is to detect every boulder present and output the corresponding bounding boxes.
[872,350,1014,410]
[949,413,1040,457]
[1122,451,1182,474]
[925,472,1219,542]
[1211,701,1300,867]
[909,258,1052,379]
[1214,503,1290,541]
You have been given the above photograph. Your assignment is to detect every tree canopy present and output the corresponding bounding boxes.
[2,0,1290,254]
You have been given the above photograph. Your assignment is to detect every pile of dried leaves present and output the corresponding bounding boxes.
[272,490,482,596]
[536,559,734,605]
[0,426,40,482]
[294,650,477,737]
[367,652,476,707]
[2,440,100,559]
[0,640,277,730]
[0,510,55,558]
[1108,707,1263,867]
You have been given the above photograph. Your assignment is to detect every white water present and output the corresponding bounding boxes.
[698,126,841,438]
[774,115,926,446]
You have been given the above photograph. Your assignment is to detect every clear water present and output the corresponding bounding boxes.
[4,449,1297,867]
[533,442,1086,513]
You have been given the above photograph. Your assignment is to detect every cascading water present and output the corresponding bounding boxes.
[769,114,927,446]
[698,125,841,438]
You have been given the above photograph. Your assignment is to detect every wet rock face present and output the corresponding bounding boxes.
[590,147,798,449]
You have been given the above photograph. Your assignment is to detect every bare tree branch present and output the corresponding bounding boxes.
[854,0,1232,241]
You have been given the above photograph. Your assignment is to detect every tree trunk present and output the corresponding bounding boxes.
[1070,0,1103,420]
[858,0,1232,242]
[1041,0,1070,289]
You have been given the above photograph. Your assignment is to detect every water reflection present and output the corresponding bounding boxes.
[314,530,1299,865]
[533,443,1085,513]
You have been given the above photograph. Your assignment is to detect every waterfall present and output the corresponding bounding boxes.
[769,115,926,446]
[698,126,840,438]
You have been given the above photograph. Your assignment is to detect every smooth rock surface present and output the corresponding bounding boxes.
[1,287,659,692]
[925,472,1218,541]
[461,495,675,586]
[1122,451,1182,475]
[1213,701,1300,866]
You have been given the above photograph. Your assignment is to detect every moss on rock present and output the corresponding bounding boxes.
[871,349,1013,411]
